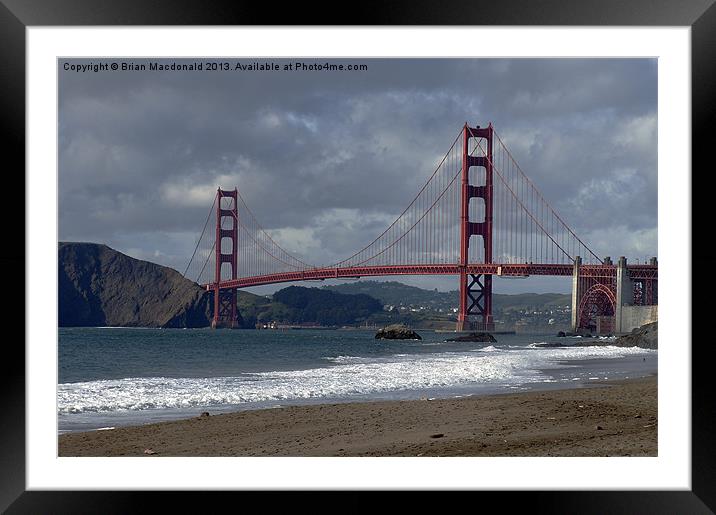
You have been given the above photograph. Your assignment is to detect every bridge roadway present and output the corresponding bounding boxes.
[204,263,658,290]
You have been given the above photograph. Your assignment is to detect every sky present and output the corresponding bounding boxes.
[58,58,657,295]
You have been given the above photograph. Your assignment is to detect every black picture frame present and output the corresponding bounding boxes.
[2,0,712,511]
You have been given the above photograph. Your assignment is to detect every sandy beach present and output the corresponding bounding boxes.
[59,375,656,457]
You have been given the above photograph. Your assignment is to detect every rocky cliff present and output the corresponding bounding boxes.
[613,321,658,349]
[58,242,220,328]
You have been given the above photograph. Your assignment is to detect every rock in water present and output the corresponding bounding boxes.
[613,321,658,349]
[446,332,497,343]
[375,324,422,340]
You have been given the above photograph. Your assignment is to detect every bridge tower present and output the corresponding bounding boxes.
[212,187,240,328]
[457,123,494,332]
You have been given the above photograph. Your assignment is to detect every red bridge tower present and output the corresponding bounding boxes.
[212,188,240,328]
[457,123,494,331]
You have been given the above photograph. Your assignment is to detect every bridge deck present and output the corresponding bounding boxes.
[204,263,657,290]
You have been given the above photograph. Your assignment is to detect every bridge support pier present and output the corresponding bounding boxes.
[212,286,239,329]
[457,272,493,331]
[615,256,633,333]
[571,256,581,332]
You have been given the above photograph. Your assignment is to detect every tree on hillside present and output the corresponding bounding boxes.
[272,286,383,325]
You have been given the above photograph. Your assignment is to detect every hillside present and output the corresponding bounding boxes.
[270,286,382,326]
[323,281,453,309]
[493,292,572,312]
[322,281,570,313]
[59,242,259,328]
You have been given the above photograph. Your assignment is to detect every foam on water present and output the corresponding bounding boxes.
[527,342,550,348]
[58,345,654,415]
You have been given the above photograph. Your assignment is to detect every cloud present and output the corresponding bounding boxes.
[581,225,658,262]
[58,58,657,292]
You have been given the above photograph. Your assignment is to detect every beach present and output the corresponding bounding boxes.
[59,375,656,457]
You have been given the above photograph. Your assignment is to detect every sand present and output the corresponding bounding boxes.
[58,375,657,457]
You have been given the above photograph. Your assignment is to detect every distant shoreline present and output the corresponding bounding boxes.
[60,326,558,335]
[59,375,657,457]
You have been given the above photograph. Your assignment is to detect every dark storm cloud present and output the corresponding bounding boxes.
[58,58,657,291]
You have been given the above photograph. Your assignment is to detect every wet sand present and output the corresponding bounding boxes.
[59,375,657,457]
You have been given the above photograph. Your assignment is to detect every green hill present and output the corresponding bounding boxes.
[321,280,570,313]
[270,286,383,326]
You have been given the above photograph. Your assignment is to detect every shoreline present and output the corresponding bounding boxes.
[59,375,657,457]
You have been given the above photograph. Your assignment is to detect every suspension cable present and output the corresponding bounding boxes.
[182,194,217,278]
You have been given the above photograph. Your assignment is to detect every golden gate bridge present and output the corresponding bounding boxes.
[183,122,657,333]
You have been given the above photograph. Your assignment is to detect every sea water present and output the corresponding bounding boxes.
[58,328,657,433]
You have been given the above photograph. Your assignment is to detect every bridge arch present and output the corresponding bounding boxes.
[578,283,616,332]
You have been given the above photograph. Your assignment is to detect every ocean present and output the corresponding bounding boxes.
[58,327,657,433]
